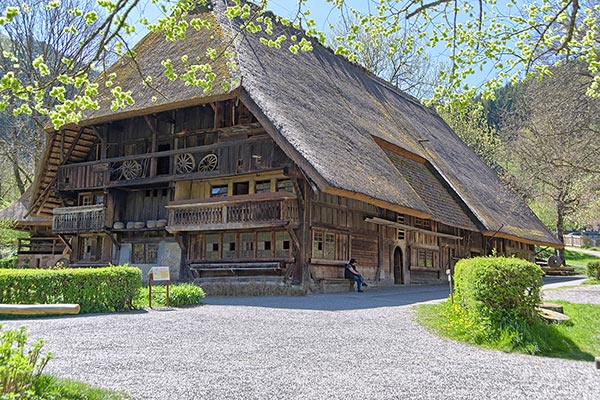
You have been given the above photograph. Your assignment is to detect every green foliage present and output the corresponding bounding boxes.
[0,266,141,314]
[0,325,52,396]
[0,221,27,258]
[565,248,600,268]
[135,283,205,308]
[169,283,205,307]
[454,257,544,324]
[587,261,600,279]
[32,375,130,400]
[0,255,16,269]
[415,300,600,360]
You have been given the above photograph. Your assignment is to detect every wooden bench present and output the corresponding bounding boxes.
[189,262,282,279]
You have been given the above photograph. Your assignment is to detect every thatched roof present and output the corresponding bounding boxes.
[0,187,50,228]
[29,0,560,247]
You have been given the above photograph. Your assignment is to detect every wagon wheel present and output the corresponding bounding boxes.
[198,154,218,172]
[120,160,142,180]
[175,153,195,174]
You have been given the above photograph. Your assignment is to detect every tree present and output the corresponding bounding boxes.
[505,62,600,264]
[438,105,503,170]
[329,15,446,99]
[0,0,598,127]
[0,0,105,198]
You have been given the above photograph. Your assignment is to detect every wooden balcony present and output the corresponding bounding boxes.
[17,237,66,255]
[166,193,300,232]
[53,205,106,233]
[56,135,280,191]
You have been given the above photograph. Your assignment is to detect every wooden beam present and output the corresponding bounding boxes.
[0,304,80,315]
[365,217,463,240]
[57,234,72,252]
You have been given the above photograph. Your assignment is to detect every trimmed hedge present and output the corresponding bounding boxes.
[0,256,17,269]
[587,261,600,279]
[454,257,544,323]
[0,266,141,313]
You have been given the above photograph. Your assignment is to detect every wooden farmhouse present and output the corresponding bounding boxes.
[7,2,561,289]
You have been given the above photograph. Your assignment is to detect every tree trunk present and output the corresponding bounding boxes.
[556,203,566,266]
[11,153,26,196]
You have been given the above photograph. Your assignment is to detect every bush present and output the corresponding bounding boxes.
[0,255,17,269]
[587,261,600,279]
[169,283,205,307]
[454,257,544,324]
[0,325,52,396]
[0,266,141,313]
[137,283,205,308]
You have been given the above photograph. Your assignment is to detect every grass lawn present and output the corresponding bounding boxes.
[415,300,600,361]
[565,248,600,269]
[33,375,129,399]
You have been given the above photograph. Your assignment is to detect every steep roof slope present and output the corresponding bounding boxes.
[210,2,558,246]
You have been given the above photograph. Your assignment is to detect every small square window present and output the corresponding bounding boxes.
[210,185,228,197]
[212,243,219,252]
[276,179,294,193]
[255,180,271,193]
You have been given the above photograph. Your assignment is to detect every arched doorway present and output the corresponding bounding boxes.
[393,247,404,284]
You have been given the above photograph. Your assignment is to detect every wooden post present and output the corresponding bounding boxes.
[376,224,384,281]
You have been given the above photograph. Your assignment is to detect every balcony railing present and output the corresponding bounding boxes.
[56,136,277,191]
[17,237,66,255]
[166,193,299,231]
[53,205,106,233]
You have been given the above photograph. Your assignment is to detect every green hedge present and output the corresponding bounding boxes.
[587,261,600,279]
[0,256,17,269]
[454,257,544,323]
[0,266,141,314]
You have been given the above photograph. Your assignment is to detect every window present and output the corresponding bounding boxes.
[415,218,431,230]
[276,179,294,193]
[397,214,405,240]
[79,236,105,262]
[240,233,255,258]
[275,231,292,257]
[255,180,271,193]
[206,234,220,259]
[312,231,323,258]
[210,185,228,198]
[233,181,249,196]
[324,233,335,259]
[417,249,435,268]
[223,233,237,258]
[257,232,272,258]
[132,243,158,264]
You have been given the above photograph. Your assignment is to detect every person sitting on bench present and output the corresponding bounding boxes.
[344,258,368,292]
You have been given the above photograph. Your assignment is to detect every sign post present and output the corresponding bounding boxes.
[446,268,453,304]
[148,267,171,308]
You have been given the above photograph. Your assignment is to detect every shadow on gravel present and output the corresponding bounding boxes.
[203,284,451,311]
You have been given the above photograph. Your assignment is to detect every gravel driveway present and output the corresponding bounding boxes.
[3,284,600,400]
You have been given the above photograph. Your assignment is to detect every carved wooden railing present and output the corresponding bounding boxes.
[17,237,65,255]
[167,193,299,231]
[52,205,106,233]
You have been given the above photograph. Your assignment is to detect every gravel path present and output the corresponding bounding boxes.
[544,281,600,305]
[3,285,600,400]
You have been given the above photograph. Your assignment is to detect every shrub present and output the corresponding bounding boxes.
[587,261,600,279]
[454,257,544,324]
[0,266,141,313]
[0,325,52,396]
[169,283,205,307]
[137,283,206,308]
[0,256,17,269]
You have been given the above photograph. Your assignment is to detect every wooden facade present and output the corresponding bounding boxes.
[16,5,560,287]
[29,98,535,286]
